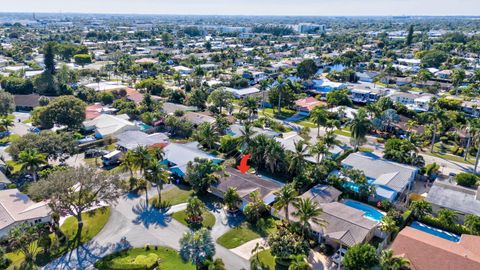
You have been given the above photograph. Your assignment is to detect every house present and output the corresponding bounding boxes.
[311,79,346,93]
[389,92,418,105]
[125,88,144,104]
[14,94,49,111]
[276,132,344,163]
[162,142,223,177]
[391,227,480,270]
[0,188,51,237]
[341,152,418,202]
[83,114,138,139]
[210,167,283,209]
[275,186,380,249]
[461,100,480,117]
[426,181,480,223]
[84,81,128,92]
[350,87,387,103]
[224,87,261,98]
[226,124,280,139]
[85,103,117,120]
[115,130,168,151]
[182,112,216,126]
[356,71,379,83]
[294,97,324,116]
[328,106,358,120]
[414,95,433,112]
[162,102,198,115]
[173,65,193,75]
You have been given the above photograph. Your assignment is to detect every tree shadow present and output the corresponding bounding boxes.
[43,238,132,270]
[131,200,172,229]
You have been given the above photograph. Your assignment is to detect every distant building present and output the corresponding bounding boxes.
[296,23,326,34]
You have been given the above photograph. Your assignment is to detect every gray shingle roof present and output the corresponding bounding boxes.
[426,181,480,216]
[341,152,418,193]
[116,131,168,150]
[163,142,223,174]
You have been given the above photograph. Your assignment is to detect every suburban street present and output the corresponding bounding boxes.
[43,186,250,270]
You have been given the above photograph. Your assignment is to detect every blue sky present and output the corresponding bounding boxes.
[2,0,480,16]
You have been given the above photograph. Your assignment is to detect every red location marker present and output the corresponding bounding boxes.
[237,154,251,174]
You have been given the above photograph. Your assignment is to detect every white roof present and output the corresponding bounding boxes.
[84,81,127,92]
[224,87,260,97]
[83,114,137,137]
[0,189,51,230]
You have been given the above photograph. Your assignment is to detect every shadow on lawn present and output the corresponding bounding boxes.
[131,200,172,229]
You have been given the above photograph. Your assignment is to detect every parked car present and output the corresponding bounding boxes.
[332,247,348,265]
[102,150,122,166]
[78,135,96,144]
[84,149,109,159]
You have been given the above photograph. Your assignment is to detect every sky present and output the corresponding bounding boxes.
[1,0,480,16]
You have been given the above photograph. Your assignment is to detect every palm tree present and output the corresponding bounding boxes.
[240,96,259,120]
[133,146,153,176]
[264,140,284,174]
[224,187,242,212]
[185,196,206,226]
[405,120,418,141]
[408,200,432,219]
[239,123,257,152]
[0,117,14,132]
[18,149,46,182]
[464,118,480,161]
[309,139,327,163]
[379,249,411,270]
[293,197,326,237]
[438,209,457,225]
[310,106,328,137]
[288,254,311,270]
[288,140,311,175]
[119,150,138,179]
[145,161,170,208]
[196,123,220,150]
[348,109,371,150]
[323,130,341,158]
[273,183,298,223]
[427,106,446,153]
[380,215,399,240]
[273,77,288,113]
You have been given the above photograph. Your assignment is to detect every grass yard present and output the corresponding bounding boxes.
[251,249,288,270]
[150,185,194,206]
[171,210,216,229]
[94,247,194,270]
[216,217,277,249]
[60,207,111,243]
[5,160,22,174]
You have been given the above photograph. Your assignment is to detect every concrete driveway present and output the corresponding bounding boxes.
[43,189,250,270]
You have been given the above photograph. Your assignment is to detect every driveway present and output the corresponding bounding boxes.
[43,190,250,270]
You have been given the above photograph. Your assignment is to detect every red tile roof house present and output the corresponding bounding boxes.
[391,227,480,270]
[294,97,324,116]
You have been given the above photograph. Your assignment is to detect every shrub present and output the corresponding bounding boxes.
[455,173,478,188]
[419,215,470,236]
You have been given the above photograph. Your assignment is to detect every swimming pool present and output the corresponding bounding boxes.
[343,199,385,221]
[410,221,460,242]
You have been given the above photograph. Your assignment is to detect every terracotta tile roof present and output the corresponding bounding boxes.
[392,227,480,270]
[295,97,324,112]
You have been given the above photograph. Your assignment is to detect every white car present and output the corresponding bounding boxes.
[332,247,348,265]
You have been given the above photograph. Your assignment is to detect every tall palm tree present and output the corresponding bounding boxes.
[273,77,288,113]
[119,150,138,179]
[309,139,327,163]
[348,109,371,150]
[239,123,257,152]
[288,140,311,175]
[464,118,480,162]
[310,106,328,137]
[323,130,341,157]
[427,105,446,153]
[250,242,266,270]
[379,249,411,270]
[273,183,298,223]
[133,146,153,176]
[196,123,220,150]
[240,96,259,120]
[264,140,284,174]
[293,197,326,237]
[145,161,170,207]
[18,149,46,182]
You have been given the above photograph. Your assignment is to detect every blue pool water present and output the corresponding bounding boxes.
[138,123,152,131]
[343,199,385,221]
[410,221,460,242]
[343,179,374,193]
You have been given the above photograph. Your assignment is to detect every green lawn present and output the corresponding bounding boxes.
[6,160,22,174]
[5,207,111,270]
[94,247,195,270]
[216,217,277,249]
[60,207,111,243]
[251,249,288,270]
[171,210,216,229]
[150,185,194,206]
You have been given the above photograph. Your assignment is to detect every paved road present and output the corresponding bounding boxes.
[43,188,249,270]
